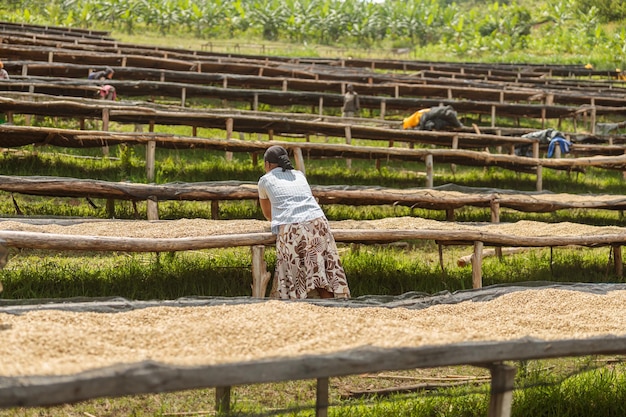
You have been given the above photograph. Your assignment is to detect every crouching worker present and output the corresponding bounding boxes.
[258,145,350,300]
[403,105,463,130]
[88,66,117,101]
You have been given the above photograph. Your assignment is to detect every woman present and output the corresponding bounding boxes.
[258,145,350,299]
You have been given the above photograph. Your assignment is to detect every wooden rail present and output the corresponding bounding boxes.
[3,125,626,193]
[0,220,624,293]
[4,176,626,219]
[3,64,626,110]
[0,76,588,123]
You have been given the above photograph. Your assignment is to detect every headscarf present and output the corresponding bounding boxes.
[264,145,294,171]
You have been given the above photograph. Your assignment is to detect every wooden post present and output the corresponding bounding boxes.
[438,244,445,272]
[491,105,496,128]
[146,140,156,182]
[225,118,234,161]
[101,108,110,156]
[180,87,186,108]
[251,245,271,298]
[490,201,500,223]
[532,142,539,159]
[253,93,258,111]
[445,209,455,221]
[345,126,352,169]
[487,363,516,417]
[491,200,503,259]
[145,139,157,220]
[316,377,329,417]
[536,165,543,192]
[472,241,483,289]
[146,196,159,221]
[590,98,596,134]
[101,107,110,130]
[211,201,219,220]
[106,199,115,219]
[451,135,459,174]
[380,101,386,119]
[318,97,323,116]
[293,147,305,175]
[225,118,233,140]
[425,154,433,188]
[215,386,231,414]
[614,245,623,278]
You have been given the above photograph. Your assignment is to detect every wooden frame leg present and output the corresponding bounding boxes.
[215,386,231,414]
[251,245,271,297]
[487,363,516,417]
[316,377,329,417]
[472,241,484,289]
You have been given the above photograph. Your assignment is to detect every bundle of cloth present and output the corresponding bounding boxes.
[515,128,572,158]
[402,105,463,130]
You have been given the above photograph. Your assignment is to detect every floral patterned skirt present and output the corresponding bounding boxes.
[272,217,350,299]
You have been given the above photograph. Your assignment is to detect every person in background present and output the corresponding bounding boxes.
[0,61,9,80]
[88,66,114,81]
[258,145,350,300]
[0,61,8,123]
[88,66,116,100]
[342,83,360,118]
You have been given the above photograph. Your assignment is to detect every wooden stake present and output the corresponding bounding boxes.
[487,363,516,417]
[293,147,305,175]
[425,154,433,188]
[215,386,231,414]
[614,245,623,278]
[316,377,329,417]
[472,241,483,288]
[251,245,271,298]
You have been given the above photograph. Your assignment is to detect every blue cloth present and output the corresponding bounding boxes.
[547,136,571,158]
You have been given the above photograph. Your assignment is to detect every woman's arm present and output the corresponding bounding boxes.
[259,198,272,220]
